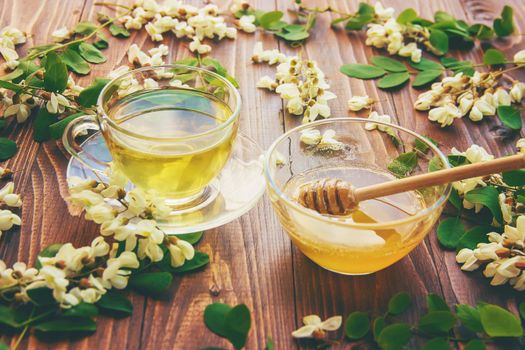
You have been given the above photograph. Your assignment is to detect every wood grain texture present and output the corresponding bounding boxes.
[0,0,523,349]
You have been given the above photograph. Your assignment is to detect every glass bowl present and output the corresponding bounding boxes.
[264,118,451,275]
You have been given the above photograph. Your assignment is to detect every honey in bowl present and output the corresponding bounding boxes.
[281,166,430,275]
[104,87,236,199]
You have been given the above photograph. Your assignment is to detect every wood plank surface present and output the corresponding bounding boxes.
[0,0,523,349]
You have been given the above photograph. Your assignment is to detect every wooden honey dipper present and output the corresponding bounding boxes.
[296,153,525,215]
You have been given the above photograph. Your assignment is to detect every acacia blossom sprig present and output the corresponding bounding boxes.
[253,42,336,123]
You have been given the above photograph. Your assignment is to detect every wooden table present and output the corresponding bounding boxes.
[0,0,524,348]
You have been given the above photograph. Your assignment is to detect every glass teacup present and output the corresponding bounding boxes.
[264,118,451,275]
[63,65,241,210]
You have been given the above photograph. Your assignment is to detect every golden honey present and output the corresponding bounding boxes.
[275,166,433,274]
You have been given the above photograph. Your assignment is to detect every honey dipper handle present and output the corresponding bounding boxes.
[354,153,525,202]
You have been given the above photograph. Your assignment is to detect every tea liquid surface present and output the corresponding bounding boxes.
[105,88,235,199]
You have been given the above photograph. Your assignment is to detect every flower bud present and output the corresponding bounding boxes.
[514,49,525,64]
[493,87,511,106]
[510,82,525,102]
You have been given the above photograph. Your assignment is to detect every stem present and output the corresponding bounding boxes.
[23,8,132,61]
[94,2,132,10]
[11,308,33,350]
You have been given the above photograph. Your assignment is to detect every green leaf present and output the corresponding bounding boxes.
[469,24,494,40]
[447,154,468,167]
[96,291,133,317]
[503,169,525,186]
[388,292,412,315]
[479,304,523,337]
[497,105,522,130]
[177,232,204,245]
[345,311,370,339]
[201,57,239,88]
[0,79,23,93]
[371,56,407,73]
[33,108,58,142]
[27,287,56,306]
[373,316,385,340]
[74,21,98,35]
[410,58,444,71]
[265,336,274,350]
[276,30,309,42]
[465,339,486,350]
[455,304,483,333]
[415,136,438,154]
[44,52,68,92]
[259,11,284,29]
[456,226,492,251]
[224,304,251,350]
[204,303,232,337]
[429,29,449,54]
[377,72,410,89]
[388,152,418,177]
[345,14,374,30]
[63,302,99,318]
[377,323,411,350]
[0,138,17,161]
[78,42,107,64]
[427,294,449,312]
[35,316,96,335]
[397,8,418,24]
[78,78,110,107]
[0,305,22,328]
[422,338,451,350]
[428,156,444,172]
[483,48,506,65]
[418,311,456,335]
[109,24,130,37]
[465,186,503,224]
[50,113,84,140]
[493,5,514,37]
[0,340,7,350]
[61,47,91,75]
[35,243,63,269]
[413,70,443,87]
[519,302,525,320]
[340,64,386,79]
[440,57,474,76]
[434,11,455,23]
[437,217,465,250]
[0,68,24,81]
[129,272,173,297]
[94,33,109,49]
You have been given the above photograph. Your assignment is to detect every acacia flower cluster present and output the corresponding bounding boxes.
[457,216,525,291]
[414,69,525,127]
[0,173,22,240]
[0,26,26,70]
[253,42,336,123]
[118,0,237,54]
[299,128,343,151]
[347,95,375,111]
[364,3,428,62]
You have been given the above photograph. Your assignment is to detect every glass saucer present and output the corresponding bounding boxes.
[66,131,266,234]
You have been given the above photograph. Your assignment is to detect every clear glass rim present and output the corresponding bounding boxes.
[96,64,241,141]
[264,117,452,229]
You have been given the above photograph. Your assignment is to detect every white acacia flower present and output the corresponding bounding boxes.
[230,0,249,13]
[128,44,151,66]
[299,128,322,146]
[51,27,71,42]
[109,66,130,80]
[11,262,37,283]
[134,219,164,244]
[137,237,164,262]
[4,193,22,207]
[428,104,461,127]
[85,202,116,224]
[468,105,483,122]
[510,82,525,102]
[256,76,277,90]
[493,88,511,106]
[189,37,211,54]
[499,193,513,224]
[69,189,104,207]
[514,49,525,64]
[457,91,474,116]
[276,83,300,99]
[0,26,26,45]
[145,22,163,41]
[0,182,14,199]
[286,97,304,115]
[126,188,148,215]
[35,265,69,300]
[0,209,21,232]
[365,111,393,132]
[464,144,493,163]
[414,91,435,111]
[168,238,194,267]
[374,2,395,20]
[305,102,331,122]
[317,129,343,151]
[456,248,480,271]
[348,95,375,111]
[46,93,70,114]
[144,78,159,89]
[292,315,342,339]
[238,15,256,33]
[0,46,19,70]
[504,216,525,244]
[148,44,169,56]
[516,138,525,153]
[103,251,139,289]
[4,99,32,123]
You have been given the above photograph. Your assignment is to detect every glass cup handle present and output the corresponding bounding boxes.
[62,114,109,170]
